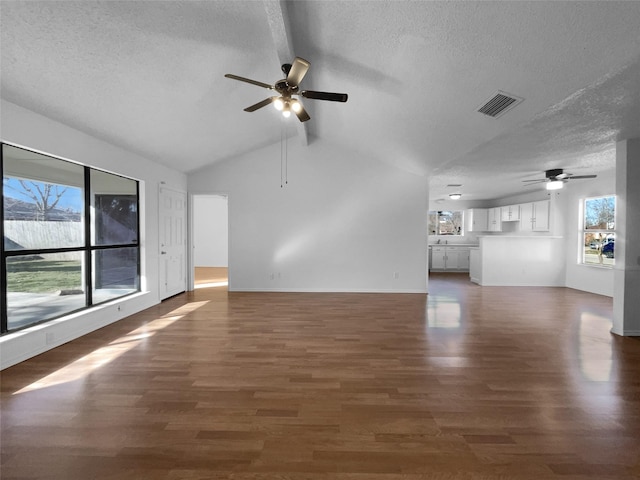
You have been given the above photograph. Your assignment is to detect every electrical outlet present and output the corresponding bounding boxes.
[269,273,275,280]
[393,272,399,279]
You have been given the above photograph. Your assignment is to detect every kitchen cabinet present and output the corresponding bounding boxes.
[469,248,481,284]
[454,248,470,270]
[487,207,502,232]
[501,204,520,221]
[466,208,488,232]
[519,200,549,232]
[431,246,447,270]
[430,246,470,271]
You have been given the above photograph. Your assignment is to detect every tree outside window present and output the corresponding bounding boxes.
[582,195,615,266]
[428,211,464,236]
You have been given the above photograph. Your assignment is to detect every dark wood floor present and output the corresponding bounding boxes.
[1,272,639,479]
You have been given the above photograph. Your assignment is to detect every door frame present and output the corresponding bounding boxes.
[187,192,230,291]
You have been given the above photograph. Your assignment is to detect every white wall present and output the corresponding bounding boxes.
[193,195,228,267]
[189,139,429,293]
[562,169,616,297]
[1,99,187,369]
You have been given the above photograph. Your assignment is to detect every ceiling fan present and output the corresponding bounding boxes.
[225,57,348,122]
[523,168,597,190]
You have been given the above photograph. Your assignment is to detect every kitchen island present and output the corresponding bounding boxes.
[470,236,564,286]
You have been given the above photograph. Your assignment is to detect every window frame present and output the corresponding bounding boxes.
[1,143,141,334]
[580,194,616,268]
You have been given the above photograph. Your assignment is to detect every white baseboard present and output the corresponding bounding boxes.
[229,287,428,294]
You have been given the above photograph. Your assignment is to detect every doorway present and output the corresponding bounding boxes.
[192,194,229,289]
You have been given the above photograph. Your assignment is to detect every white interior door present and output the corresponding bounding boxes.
[159,186,186,299]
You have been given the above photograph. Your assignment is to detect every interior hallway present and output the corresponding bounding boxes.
[195,266,228,288]
[1,273,639,479]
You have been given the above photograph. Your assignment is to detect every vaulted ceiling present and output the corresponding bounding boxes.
[2,1,639,201]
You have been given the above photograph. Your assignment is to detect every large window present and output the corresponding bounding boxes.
[581,195,615,267]
[1,143,140,333]
[428,210,464,236]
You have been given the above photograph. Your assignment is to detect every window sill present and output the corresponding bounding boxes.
[579,262,614,270]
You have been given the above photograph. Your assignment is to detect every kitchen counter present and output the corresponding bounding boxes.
[428,243,479,247]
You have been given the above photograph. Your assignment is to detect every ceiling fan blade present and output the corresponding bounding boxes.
[301,90,348,102]
[568,175,597,180]
[294,103,310,122]
[244,97,278,112]
[287,57,310,87]
[225,74,273,90]
[522,179,546,183]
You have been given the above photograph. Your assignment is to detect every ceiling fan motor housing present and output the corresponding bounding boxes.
[546,168,564,179]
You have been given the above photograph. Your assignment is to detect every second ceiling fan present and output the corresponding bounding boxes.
[523,168,597,190]
[225,57,348,122]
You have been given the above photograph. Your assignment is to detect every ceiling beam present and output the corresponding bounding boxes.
[263,0,308,146]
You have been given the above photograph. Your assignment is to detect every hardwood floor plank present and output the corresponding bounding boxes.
[2,273,639,479]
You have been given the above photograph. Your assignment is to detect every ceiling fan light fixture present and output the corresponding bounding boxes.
[449,193,462,200]
[546,180,563,190]
[291,100,302,113]
[274,98,284,111]
[282,108,291,118]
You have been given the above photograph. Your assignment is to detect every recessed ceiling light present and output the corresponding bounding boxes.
[449,193,462,200]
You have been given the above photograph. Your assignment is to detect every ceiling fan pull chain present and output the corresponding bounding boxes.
[280,117,289,187]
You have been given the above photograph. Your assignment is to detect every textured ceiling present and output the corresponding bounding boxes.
[2,1,640,201]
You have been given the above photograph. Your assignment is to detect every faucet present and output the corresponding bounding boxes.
[437,239,441,244]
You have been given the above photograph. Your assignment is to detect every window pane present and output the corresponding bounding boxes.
[428,211,463,235]
[584,196,615,230]
[5,252,85,331]
[3,144,85,250]
[93,247,139,303]
[583,233,615,266]
[91,170,138,246]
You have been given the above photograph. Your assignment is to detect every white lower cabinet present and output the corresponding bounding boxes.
[431,246,447,269]
[430,246,470,271]
[469,248,481,284]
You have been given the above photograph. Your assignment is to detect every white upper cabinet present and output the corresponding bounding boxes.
[501,204,520,221]
[487,207,502,232]
[519,200,549,232]
[467,208,488,232]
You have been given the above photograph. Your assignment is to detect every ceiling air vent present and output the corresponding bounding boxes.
[477,91,523,118]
